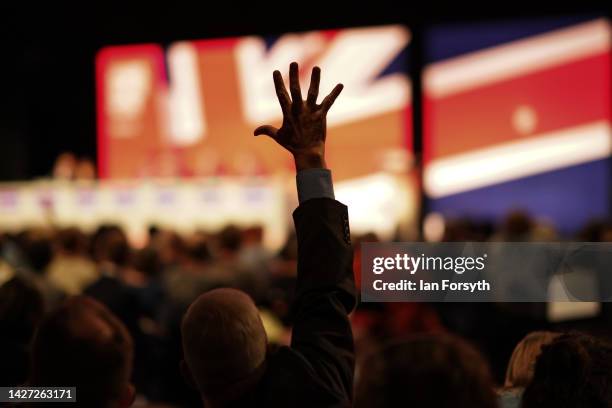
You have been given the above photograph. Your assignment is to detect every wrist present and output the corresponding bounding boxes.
[293,150,326,171]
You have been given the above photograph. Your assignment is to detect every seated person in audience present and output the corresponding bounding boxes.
[15,229,64,310]
[0,277,44,386]
[355,334,498,408]
[522,332,612,408]
[181,62,354,407]
[29,296,135,408]
[499,331,560,408]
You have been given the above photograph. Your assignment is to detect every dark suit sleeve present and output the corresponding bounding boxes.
[290,197,356,402]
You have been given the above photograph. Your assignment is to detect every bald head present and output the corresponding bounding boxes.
[181,288,267,396]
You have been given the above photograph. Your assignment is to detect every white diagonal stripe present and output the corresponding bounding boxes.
[424,121,612,198]
[424,18,612,99]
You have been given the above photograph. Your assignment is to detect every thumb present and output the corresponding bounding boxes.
[254,125,278,138]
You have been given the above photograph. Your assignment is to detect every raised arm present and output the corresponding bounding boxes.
[255,62,356,402]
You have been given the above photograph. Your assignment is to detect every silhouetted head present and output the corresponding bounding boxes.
[0,277,44,344]
[56,227,89,255]
[505,331,560,389]
[355,334,497,408]
[20,229,53,273]
[218,226,243,254]
[522,332,612,408]
[502,210,533,239]
[30,296,134,408]
[181,288,267,404]
[0,277,44,386]
[90,225,130,266]
[186,238,212,264]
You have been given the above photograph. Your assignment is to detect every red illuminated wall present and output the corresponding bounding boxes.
[96,26,412,181]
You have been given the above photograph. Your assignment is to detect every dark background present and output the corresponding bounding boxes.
[1,1,610,180]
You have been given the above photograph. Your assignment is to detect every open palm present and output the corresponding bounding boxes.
[254,62,343,170]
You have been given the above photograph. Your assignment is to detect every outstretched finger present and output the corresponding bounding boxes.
[306,66,321,106]
[254,125,279,140]
[320,83,344,112]
[273,71,291,115]
[289,62,302,112]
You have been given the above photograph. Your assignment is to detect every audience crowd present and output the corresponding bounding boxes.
[1,212,612,407]
[2,62,612,407]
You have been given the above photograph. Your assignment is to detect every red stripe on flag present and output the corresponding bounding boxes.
[425,52,611,162]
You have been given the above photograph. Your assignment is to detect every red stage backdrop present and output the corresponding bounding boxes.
[96,25,412,182]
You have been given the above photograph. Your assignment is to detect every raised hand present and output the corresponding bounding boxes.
[254,62,343,171]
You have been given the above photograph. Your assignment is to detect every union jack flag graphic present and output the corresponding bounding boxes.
[423,17,612,233]
[96,25,412,182]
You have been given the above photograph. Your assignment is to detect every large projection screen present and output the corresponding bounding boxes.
[96,25,412,183]
[423,17,612,234]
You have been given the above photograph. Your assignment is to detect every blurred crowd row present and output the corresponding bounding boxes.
[1,210,612,406]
